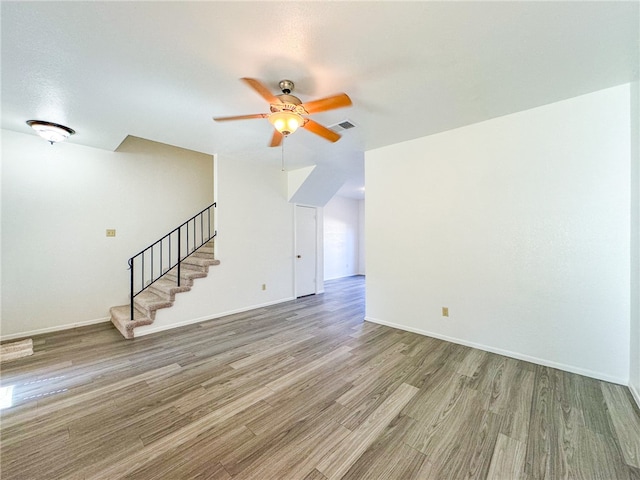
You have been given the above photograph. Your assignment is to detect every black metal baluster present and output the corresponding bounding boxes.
[127,203,215,322]
[177,227,181,287]
[130,257,134,320]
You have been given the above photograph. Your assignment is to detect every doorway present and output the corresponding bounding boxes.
[295,205,318,297]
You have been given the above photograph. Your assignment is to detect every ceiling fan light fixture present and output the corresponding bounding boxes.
[268,111,302,136]
[26,120,75,144]
[213,78,351,146]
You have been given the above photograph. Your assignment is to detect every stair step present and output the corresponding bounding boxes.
[180,262,207,273]
[182,255,220,268]
[166,266,207,280]
[162,275,194,288]
[191,252,215,260]
[109,305,153,340]
[133,290,173,317]
[0,339,34,363]
[192,245,215,255]
[148,278,191,301]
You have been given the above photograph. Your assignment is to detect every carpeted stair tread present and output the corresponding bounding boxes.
[182,255,220,268]
[133,290,173,314]
[192,242,214,254]
[148,278,191,301]
[162,275,194,287]
[109,305,153,340]
[165,266,208,281]
[110,304,149,321]
[192,246,214,256]
[179,262,207,272]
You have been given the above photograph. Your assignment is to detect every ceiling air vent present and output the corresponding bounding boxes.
[328,119,357,133]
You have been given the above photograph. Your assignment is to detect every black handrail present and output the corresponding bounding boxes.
[128,202,216,320]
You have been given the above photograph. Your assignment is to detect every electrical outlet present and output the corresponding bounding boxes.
[106,229,116,237]
[442,307,449,317]
[262,284,266,291]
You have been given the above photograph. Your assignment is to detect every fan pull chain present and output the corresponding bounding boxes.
[282,137,286,171]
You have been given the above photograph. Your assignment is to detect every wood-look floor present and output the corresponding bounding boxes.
[2,275,639,479]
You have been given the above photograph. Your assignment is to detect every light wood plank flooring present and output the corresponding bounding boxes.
[1,275,639,479]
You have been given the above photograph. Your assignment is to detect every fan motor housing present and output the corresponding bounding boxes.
[279,79,295,94]
[270,101,308,116]
[277,94,302,105]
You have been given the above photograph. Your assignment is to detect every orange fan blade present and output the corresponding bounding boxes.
[301,93,352,114]
[269,130,284,147]
[302,119,341,143]
[213,113,267,122]
[241,78,281,104]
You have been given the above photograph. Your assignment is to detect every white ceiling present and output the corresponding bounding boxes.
[2,1,638,199]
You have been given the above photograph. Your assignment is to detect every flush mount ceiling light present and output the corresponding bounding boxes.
[26,120,75,144]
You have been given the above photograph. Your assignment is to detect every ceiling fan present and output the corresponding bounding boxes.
[213,78,352,147]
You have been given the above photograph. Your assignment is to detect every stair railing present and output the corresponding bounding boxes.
[128,202,216,320]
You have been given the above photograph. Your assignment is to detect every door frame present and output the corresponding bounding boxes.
[293,204,324,297]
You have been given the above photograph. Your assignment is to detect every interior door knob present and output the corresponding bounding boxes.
[297,255,301,258]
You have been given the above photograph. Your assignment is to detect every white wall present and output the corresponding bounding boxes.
[323,195,361,280]
[1,132,213,338]
[630,80,640,404]
[289,163,347,207]
[366,85,631,384]
[136,154,296,335]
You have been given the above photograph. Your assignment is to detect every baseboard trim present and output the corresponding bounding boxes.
[364,316,628,386]
[630,383,640,410]
[135,297,296,337]
[324,274,362,281]
[0,317,110,342]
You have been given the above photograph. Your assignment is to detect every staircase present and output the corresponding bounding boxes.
[110,243,220,339]
[110,203,218,339]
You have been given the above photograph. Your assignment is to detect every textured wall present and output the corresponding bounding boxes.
[324,195,361,280]
[365,85,631,383]
[1,133,213,337]
[137,154,296,336]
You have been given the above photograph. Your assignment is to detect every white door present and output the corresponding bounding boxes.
[295,205,317,297]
